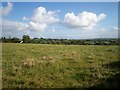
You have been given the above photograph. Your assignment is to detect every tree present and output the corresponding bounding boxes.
[22,35,31,43]
[1,37,6,43]
[11,37,19,43]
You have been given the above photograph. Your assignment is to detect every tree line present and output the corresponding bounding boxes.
[0,35,119,45]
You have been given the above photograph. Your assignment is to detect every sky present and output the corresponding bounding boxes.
[1,2,118,39]
[0,0,119,2]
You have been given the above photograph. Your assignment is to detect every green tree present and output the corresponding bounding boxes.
[22,35,31,43]
[11,37,19,43]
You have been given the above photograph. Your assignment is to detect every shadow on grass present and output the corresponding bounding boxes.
[89,60,120,88]
[102,60,120,69]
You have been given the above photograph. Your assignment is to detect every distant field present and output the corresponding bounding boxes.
[2,43,119,88]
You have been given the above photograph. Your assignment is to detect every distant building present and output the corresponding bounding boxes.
[20,41,23,44]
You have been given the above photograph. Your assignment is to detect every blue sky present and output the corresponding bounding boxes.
[2,2,118,39]
[1,0,119,2]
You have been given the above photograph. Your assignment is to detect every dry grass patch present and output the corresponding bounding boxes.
[22,58,37,67]
[42,55,55,63]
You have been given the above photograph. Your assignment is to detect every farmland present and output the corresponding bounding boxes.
[2,43,119,88]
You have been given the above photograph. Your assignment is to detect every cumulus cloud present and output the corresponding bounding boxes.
[29,21,47,31]
[2,19,30,37]
[30,7,60,31]
[2,19,29,32]
[32,7,60,24]
[63,11,106,30]
[2,2,13,16]
[98,14,106,21]
[2,6,60,34]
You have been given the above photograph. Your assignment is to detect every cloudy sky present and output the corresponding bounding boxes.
[1,2,118,39]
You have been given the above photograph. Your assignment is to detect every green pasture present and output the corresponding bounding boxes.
[2,43,119,88]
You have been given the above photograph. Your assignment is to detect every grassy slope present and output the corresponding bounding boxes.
[2,43,119,88]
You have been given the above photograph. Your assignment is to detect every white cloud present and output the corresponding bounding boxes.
[29,7,59,31]
[2,19,29,32]
[22,16,29,21]
[2,2,13,16]
[95,27,118,38]
[32,7,60,24]
[3,5,115,39]
[2,19,31,37]
[101,28,106,32]
[98,14,106,21]
[29,21,47,32]
[2,6,60,34]
[63,11,106,30]
[113,26,118,31]
[52,26,55,32]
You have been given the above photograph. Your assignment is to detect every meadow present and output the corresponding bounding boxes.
[2,43,119,88]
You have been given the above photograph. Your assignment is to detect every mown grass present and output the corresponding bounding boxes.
[2,43,119,88]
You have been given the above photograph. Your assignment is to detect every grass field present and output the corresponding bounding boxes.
[2,43,119,88]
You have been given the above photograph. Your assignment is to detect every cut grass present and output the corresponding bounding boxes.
[2,43,119,88]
